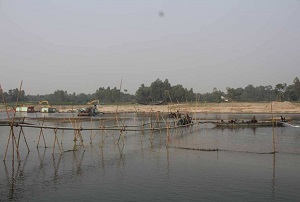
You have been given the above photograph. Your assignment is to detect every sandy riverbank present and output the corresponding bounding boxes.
[1,102,299,114]
[56,101,300,114]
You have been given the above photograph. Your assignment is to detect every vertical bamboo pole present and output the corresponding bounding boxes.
[37,117,46,148]
[12,126,21,161]
[69,118,78,150]
[1,91,11,160]
[141,120,144,133]
[12,123,15,163]
[2,82,23,161]
[90,117,93,144]
[195,94,199,130]
[121,120,126,143]
[79,122,85,149]
[100,119,105,147]
[160,114,170,146]
[150,110,152,130]
[52,128,62,155]
[271,102,276,153]
[166,121,170,147]
[60,129,64,146]
[3,131,12,161]
[52,128,56,154]
[34,112,43,147]
[156,111,161,133]
[0,81,23,161]
[9,81,23,162]
[17,118,23,146]
[18,118,30,153]
[114,78,123,130]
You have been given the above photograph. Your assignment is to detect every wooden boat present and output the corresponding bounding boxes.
[213,121,285,128]
[271,116,290,123]
[137,100,164,105]
[77,107,101,116]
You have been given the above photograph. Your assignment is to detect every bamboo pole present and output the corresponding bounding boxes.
[89,117,93,144]
[4,81,23,161]
[0,84,11,119]
[90,128,98,144]
[3,130,12,161]
[14,120,197,131]
[37,116,47,148]
[1,84,12,161]
[71,119,84,148]
[17,117,30,153]
[271,102,276,154]
[160,114,170,146]
[60,129,64,146]
[52,128,62,155]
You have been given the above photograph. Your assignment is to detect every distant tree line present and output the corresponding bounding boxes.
[135,79,194,103]
[1,77,300,104]
[225,77,300,102]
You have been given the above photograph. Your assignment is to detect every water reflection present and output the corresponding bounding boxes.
[3,152,29,201]
[1,112,300,201]
[52,153,62,180]
[117,143,126,169]
[0,131,297,202]
[37,148,46,169]
[4,161,15,200]
[72,150,84,176]
[272,153,276,201]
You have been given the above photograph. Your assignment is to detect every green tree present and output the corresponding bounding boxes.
[111,87,121,103]
[242,85,255,101]
[135,84,151,102]
[5,88,26,102]
[275,83,287,101]
[170,85,188,102]
[293,77,300,101]
[53,90,69,103]
[227,87,244,101]
[150,79,165,101]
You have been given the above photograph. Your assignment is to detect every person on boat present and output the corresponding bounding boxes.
[176,110,181,119]
[168,110,181,118]
[229,119,237,124]
[177,116,185,125]
[177,114,192,125]
[186,114,192,124]
[251,116,257,123]
[280,116,286,122]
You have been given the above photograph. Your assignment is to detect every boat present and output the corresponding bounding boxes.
[41,107,57,113]
[77,107,100,116]
[39,100,57,113]
[213,121,285,128]
[271,116,290,123]
[177,114,193,126]
[16,106,35,113]
[137,100,164,105]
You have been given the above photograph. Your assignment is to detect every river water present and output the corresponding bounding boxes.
[0,112,300,201]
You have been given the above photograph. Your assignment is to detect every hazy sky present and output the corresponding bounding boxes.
[1,0,300,95]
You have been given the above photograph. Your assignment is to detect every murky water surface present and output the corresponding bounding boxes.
[0,112,300,201]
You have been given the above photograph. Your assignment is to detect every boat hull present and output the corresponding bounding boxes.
[214,121,285,128]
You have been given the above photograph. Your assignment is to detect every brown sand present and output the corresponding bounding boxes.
[1,101,299,114]
[59,101,300,114]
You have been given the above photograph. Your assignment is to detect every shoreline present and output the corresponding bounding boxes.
[1,101,299,114]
